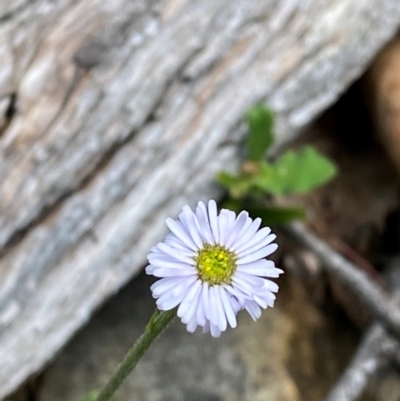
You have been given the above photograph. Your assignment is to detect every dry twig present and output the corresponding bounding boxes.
[282,223,400,400]
[324,321,400,401]
[324,263,400,401]
[282,223,400,337]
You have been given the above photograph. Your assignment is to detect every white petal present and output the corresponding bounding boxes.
[177,280,202,318]
[164,235,196,256]
[230,218,262,251]
[237,244,278,264]
[228,211,237,232]
[181,286,202,324]
[156,294,184,310]
[208,200,219,244]
[180,206,204,249]
[148,252,177,263]
[234,272,266,288]
[186,279,203,302]
[157,242,196,265]
[231,277,258,296]
[153,267,197,277]
[254,295,272,309]
[238,260,275,269]
[196,202,214,244]
[164,233,186,248]
[264,293,276,307]
[245,301,262,321]
[238,266,282,278]
[238,234,276,258]
[225,290,244,312]
[145,265,157,274]
[218,209,236,246]
[225,284,252,302]
[186,314,199,333]
[219,287,237,328]
[148,259,192,269]
[237,260,282,277]
[201,282,212,321]
[196,288,207,327]
[262,279,279,293]
[171,276,198,297]
[156,282,192,310]
[151,277,184,296]
[225,211,249,249]
[166,218,198,251]
[218,210,231,246]
[236,233,276,257]
[234,227,272,253]
[253,295,267,308]
[215,286,227,332]
[210,323,222,338]
[253,291,276,307]
[209,286,219,325]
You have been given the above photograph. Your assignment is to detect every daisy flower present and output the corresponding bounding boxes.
[146,200,283,338]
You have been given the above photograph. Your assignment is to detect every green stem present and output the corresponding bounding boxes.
[94,308,176,401]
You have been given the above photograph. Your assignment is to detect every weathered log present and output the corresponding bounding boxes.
[365,36,400,175]
[1,0,400,398]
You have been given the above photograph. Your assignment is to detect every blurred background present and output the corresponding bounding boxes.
[1,1,400,400]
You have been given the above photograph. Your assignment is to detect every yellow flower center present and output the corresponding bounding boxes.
[196,244,237,285]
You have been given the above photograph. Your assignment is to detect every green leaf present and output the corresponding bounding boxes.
[246,105,275,161]
[248,206,306,225]
[216,171,253,198]
[216,171,238,189]
[252,161,283,196]
[255,146,337,195]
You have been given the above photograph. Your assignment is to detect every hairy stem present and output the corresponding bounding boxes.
[94,309,176,401]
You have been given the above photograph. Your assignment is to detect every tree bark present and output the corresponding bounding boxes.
[0,0,399,398]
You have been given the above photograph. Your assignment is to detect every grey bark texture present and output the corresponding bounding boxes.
[1,0,400,398]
